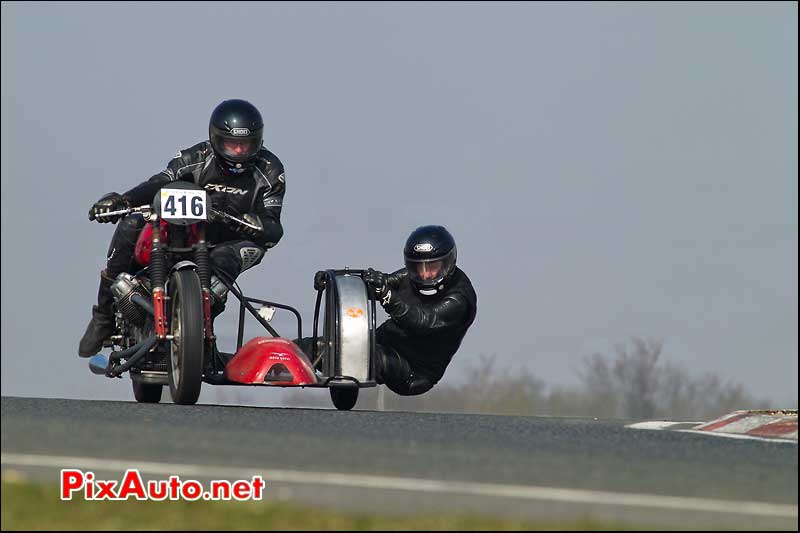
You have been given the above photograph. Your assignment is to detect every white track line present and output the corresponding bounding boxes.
[1,453,796,519]
[626,421,702,430]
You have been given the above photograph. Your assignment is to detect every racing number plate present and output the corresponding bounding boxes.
[160,189,207,221]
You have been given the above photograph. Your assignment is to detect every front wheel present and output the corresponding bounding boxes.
[132,380,163,403]
[167,269,205,405]
[330,387,358,411]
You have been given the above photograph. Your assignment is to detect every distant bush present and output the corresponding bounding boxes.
[283,336,770,419]
[574,337,769,419]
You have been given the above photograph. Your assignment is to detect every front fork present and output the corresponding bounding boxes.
[149,224,214,342]
[150,224,168,339]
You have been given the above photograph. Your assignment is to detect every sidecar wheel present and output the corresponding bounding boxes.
[330,387,358,411]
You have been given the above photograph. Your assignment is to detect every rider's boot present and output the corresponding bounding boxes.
[78,270,117,357]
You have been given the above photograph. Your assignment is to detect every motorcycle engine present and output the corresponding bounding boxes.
[110,273,150,326]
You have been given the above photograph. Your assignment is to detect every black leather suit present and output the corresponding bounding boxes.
[376,267,477,395]
[104,141,286,285]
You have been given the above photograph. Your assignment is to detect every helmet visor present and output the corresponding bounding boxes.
[217,136,261,162]
[405,250,456,288]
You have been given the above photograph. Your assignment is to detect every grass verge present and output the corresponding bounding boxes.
[1,479,638,531]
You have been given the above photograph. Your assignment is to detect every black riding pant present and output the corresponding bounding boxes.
[293,338,435,397]
[375,344,436,396]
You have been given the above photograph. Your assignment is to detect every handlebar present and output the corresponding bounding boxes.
[92,205,260,232]
[92,206,152,220]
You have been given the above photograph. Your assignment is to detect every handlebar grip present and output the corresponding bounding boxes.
[93,208,132,219]
[90,205,149,222]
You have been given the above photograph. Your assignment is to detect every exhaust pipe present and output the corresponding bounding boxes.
[109,336,159,377]
[109,334,157,362]
[88,335,159,378]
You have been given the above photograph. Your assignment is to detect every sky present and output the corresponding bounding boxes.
[1,2,797,407]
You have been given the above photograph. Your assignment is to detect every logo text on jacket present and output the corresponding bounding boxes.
[205,184,249,195]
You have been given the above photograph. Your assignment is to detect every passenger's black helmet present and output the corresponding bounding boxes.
[209,99,263,174]
[403,225,457,296]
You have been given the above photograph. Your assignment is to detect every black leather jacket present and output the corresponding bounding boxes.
[122,141,286,248]
[377,267,477,382]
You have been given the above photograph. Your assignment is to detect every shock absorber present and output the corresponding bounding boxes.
[195,235,210,290]
[149,223,168,338]
[195,226,214,340]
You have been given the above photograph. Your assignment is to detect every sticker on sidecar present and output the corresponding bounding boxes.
[346,308,364,318]
[160,189,207,220]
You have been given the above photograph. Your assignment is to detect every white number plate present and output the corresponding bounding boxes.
[160,189,207,220]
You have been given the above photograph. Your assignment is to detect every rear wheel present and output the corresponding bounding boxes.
[330,387,358,411]
[167,270,204,405]
[132,380,163,403]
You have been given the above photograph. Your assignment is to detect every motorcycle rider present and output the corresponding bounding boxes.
[357,225,477,395]
[78,99,286,357]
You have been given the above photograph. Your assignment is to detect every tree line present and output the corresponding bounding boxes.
[282,336,773,419]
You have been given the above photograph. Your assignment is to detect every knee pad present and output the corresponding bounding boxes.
[210,242,265,279]
[239,245,265,272]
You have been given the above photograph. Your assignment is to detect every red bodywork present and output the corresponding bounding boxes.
[225,338,318,386]
[134,222,200,266]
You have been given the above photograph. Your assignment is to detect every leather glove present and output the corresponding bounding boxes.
[238,213,265,242]
[89,192,130,223]
[208,197,262,240]
[364,268,392,305]
[314,270,327,291]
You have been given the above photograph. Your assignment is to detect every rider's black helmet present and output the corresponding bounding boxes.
[403,225,457,296]
[209,99,263,174]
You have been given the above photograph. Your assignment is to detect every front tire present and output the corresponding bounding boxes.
[330,387,358,411]
[167,269,204,405]
[132,380,163,403]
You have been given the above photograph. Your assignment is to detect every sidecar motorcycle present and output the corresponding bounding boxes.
[88,182,377,410]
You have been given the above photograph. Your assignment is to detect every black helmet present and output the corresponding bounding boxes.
[209,99,264,174]
[403,225,457,296]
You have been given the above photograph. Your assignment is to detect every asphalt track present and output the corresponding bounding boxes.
[1,396,797,529]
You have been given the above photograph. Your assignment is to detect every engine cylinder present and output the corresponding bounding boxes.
[111,273,150,326]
